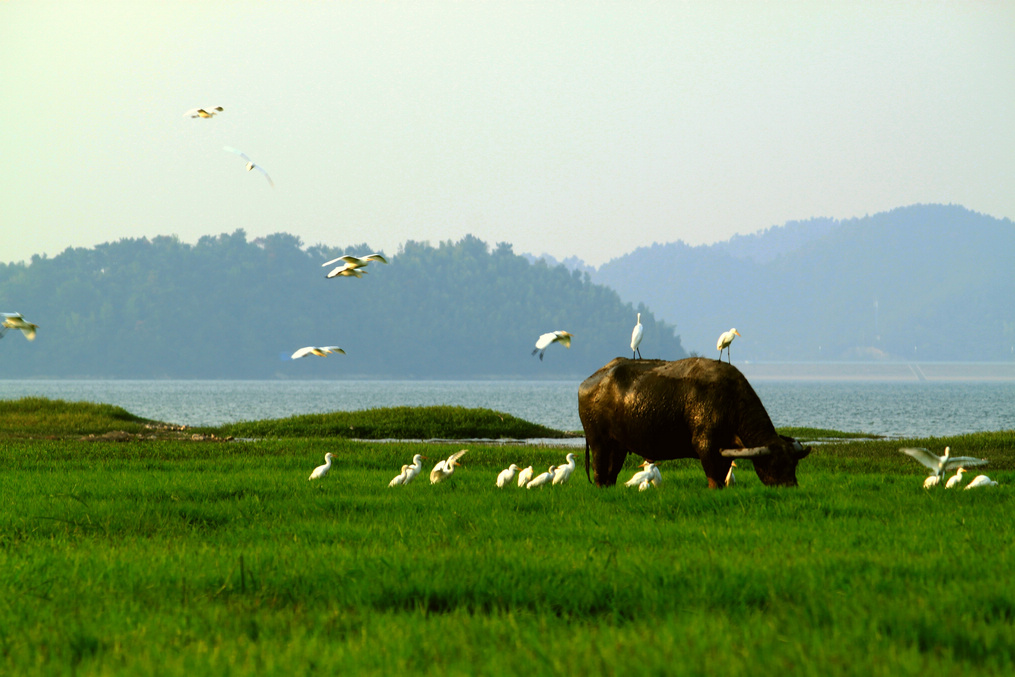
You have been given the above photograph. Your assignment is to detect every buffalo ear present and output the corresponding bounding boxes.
[720,446,772,458]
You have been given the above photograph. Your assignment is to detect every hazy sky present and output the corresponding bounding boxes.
[2,1,1012,267]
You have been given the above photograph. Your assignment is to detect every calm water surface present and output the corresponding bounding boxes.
[2,379,1012,438]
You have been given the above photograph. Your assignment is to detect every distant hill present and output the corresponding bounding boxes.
[593,204,1015,361]
[0,232,685,378]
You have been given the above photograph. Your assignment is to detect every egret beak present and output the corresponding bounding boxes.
[734,330,741,337]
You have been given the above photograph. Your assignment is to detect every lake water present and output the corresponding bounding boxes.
[2,376,1013,439]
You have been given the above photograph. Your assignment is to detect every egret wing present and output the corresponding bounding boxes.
[899,447,943,472]
[252,164,274,187]
[223,146,252,163]
[942,456,988,472]
[534,332,556,350]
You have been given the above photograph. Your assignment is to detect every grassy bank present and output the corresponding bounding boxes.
[1,425,1014,675]
[0,398,571,440]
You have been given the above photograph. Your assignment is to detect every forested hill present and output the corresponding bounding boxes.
[0,232,684,378]
[594,204,1015,361]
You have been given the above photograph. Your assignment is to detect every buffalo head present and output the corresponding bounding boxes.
[721,435,811,487]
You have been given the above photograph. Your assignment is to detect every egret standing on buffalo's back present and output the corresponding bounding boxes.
[716,328,740,363]
[630,313,644,359]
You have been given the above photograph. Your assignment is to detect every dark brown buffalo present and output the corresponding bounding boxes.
[578,357,810,488]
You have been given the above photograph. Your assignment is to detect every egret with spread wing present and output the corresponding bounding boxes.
[900,446,988,483]
[223,147,274,187]
[1,312,38,341]
[184,106,223,118]
[430,449,468,484]
[322,254,388,269]
[532,331,572,361]
[291,346,345,359]
[325,264,369,279]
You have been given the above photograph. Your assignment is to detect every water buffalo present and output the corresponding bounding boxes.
[578,357,810,488]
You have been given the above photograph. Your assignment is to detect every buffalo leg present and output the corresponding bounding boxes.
[590,438,627,487]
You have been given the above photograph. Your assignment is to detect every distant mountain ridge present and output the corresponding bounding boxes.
[592,204,1015,361]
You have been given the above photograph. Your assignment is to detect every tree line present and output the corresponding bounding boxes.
[0,231,685,378]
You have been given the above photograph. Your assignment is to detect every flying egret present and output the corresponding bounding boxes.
[964,474,999,489]
[552,453,577,485]
[716,328,741,363]
[631,313,644,359]
[388,465,410,487]
[526,466,556,489]
[1,312,38,341]
[321,254,389,269]
[223,147,274,187]
[309,452,336,480]
[725,461,737,487]
[496,464,521,488]
[517,465,534,487]
[291,346,345,359]
[325,264,369,279]
[625,461,658,488]
[945,467,968,489]
[183,106,223,118]
[900,447,988,483]
[532,331,573,361]
[402,454,427,485]
[430,449,468,484]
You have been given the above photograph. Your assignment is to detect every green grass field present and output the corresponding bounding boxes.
[2,400,1014,675]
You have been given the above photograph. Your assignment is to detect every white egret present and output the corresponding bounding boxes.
[402,454,426,485]
[923,475,941,489]
[964,474,999,489]
[517,465,534,487]
[725,461,737,487]
[291,346,345,359]
[716,328,741,363]
[526,466,556,489]
[532,331,573,361]
[496,464,520,488]
[223,147,274,187]
[1,312,38,341]
[945,467,968,489]
[321,254,389,269]
[900,447,988,482]
[183,106,223,118]
[325,264,369,279]
[624,461,658,488]
[309,452,336,480]
[388,465,410,487]
[552,453,577,485]
[430,449,468,484]
[638,479,653,491]
[631,313,644,359]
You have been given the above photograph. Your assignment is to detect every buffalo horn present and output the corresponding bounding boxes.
[720,446,773,458]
